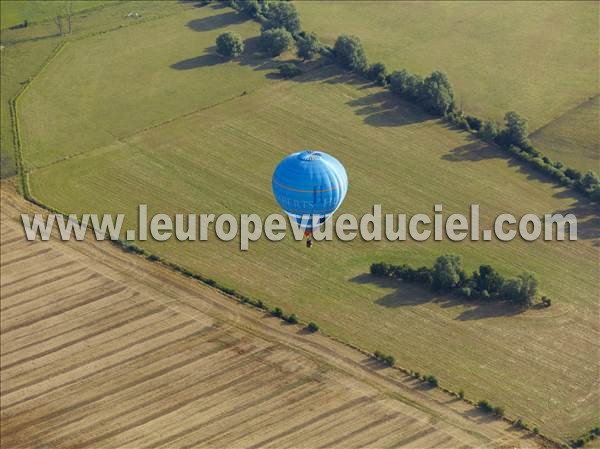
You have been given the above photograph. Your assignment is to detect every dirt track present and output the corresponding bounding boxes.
[0,182,546,449]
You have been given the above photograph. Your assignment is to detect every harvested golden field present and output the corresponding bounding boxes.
[0,183,545,448]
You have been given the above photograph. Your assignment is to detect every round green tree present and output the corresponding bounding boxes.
[260,28,293,57]
[333,35,367,73]
[216,31,244,58]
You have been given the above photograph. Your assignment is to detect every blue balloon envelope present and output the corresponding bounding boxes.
[272,150,348,232]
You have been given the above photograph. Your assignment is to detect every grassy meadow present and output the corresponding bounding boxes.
[295,1,600,171]
[12,1,600,442]
[0,0,114,30]
[531,95,600,172]
[0,1,203,178]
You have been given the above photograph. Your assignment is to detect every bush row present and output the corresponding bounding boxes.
[370,255,549,308]
[477,399,505,418]
[571,428,600,448]
[373,350,395,367]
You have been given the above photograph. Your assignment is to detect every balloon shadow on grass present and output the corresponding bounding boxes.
[351,273,524,321]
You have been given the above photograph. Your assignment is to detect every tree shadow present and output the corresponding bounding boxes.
[346,91,430,127]
[547,191,600,244]
[186,9,248,32]
[442,138,600,244]
[170,48,222,69]
[441,139,505,162]
[461,407,499,424]
[351,273,525,321]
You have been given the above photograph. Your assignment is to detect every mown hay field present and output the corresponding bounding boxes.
[15,2,599,442]
[0,184,542,449]
[295,0,600,171]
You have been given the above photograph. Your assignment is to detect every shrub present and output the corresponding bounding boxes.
[472,265,505,296]
[425,374,438,387]
[306,321,319,332]
[533,427,539,434]
[260,28,294,56]
[431,254,463,291]
[296,32,321,60]
[271,307,283,317]
[370,262,391,277]
[465,115,482,131]
[493,405,505,417]
[389,69,424,102]
[278,63,302,78]
[367,62,388,86]
[261,1,301,35]
[216,31,244,58]
[285,313,299,324]
[373,350,395,366]
[514,418,524,429]
[478,399,493,413]
[420,71,455,116]
[460,287,472,298]
[333,35,368,73]
[497,111,529,148]
[458,389,465,399]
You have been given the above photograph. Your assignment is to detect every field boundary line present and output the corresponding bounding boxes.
[529,94,600,137]
[10,40,67,200]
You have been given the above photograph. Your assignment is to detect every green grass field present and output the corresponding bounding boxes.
[296,0,600,171]
[0,0,114,29]
[0,1,214,178]
[11,1,600,442]
[0,38,59,177]
[531,95,600,172]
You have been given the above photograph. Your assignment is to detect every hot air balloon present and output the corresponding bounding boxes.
[272,150,348,248]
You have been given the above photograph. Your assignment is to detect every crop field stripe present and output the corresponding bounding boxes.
[1,270,98,307]
[180,386,347,449]
[45,348,278,443]
[0,297,157,361]
[0,285,129,333]
[0,259,77,288]
[53,362,275,449]
[2,319,197,395]
[0,302,172,381]
[1,246,53,266]
[314,411,402,449]
[171,377,330,447]
[149,377,321,449]
[0,273,114,320]
[0,325,223,413]
[1,336,244,437]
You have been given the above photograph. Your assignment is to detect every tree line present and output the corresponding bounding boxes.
[370,255,550,308]
[214,0,599,203]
